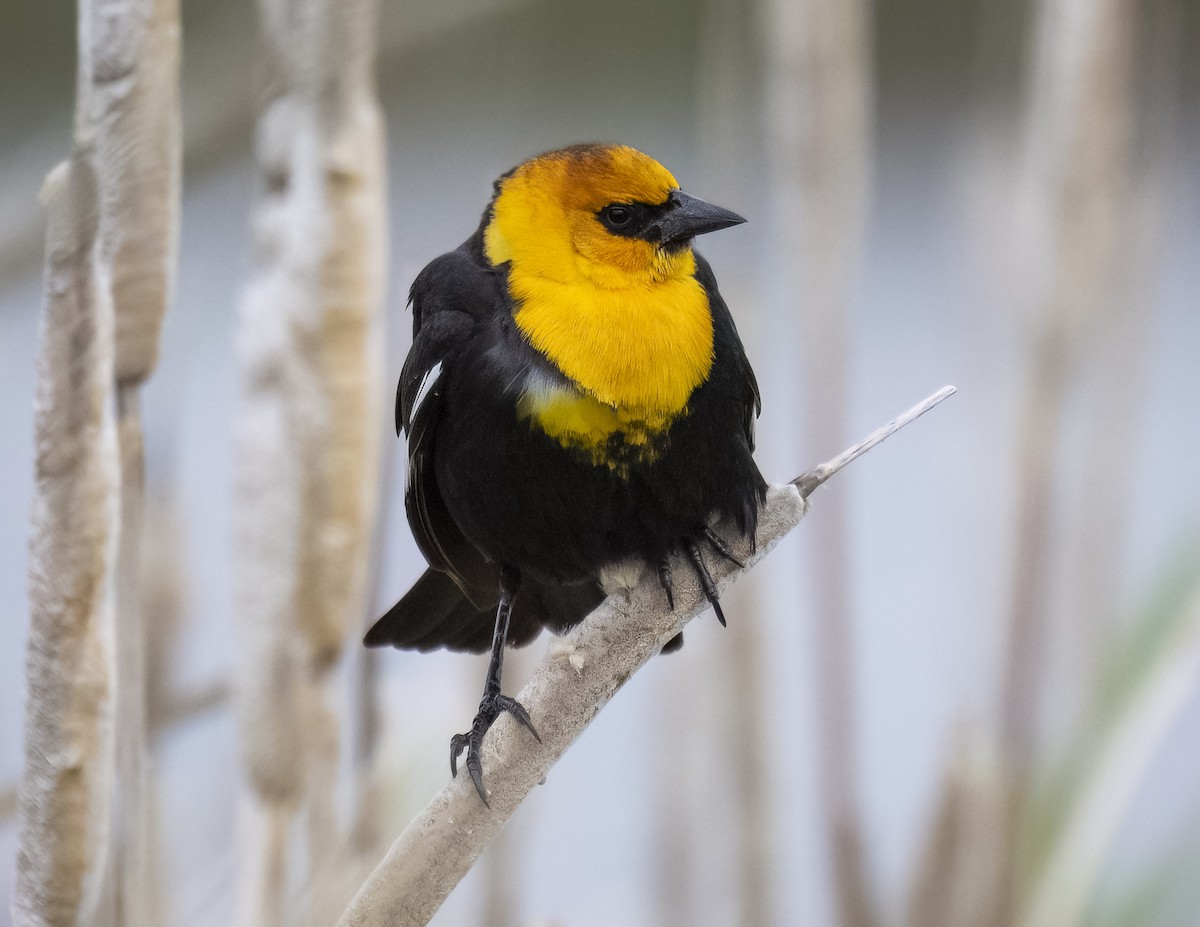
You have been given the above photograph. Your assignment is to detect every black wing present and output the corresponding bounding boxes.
[397,249,504,610]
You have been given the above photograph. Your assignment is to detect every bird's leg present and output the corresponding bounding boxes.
[702,525,745,568]
[685,540,727,627]
[658,558,675,610]
[450,565,541,805]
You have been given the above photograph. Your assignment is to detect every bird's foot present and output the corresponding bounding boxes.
[450,689,541,806]
[685,539,727,627]
[660,528,742,626]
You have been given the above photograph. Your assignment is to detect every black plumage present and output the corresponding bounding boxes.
[366,232,765,653]
[365,144,766,800]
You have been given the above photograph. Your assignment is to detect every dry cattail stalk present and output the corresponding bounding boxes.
[231,132,318,920]
[17,157,120,927]
[763,0,876,922]
[725,578,775,927]
[287,0,386,669]
[18,0,180,921]
[297,3,387,918]
[1059,0,1181,686]
[89,0,182,389]
[1001,0,1136,773]
[81,0,182,919]
[337,388,954,927]
[232,0,386,921]
[338,484,811,927]
[341,384,401,868]
[903,730,1009,927]
[140,489,187,728]
[694,0,776,917]
[994,0,1137,921]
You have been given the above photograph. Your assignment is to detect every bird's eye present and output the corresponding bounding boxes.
[600,205,633,230]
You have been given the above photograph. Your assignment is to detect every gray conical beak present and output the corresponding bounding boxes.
[652,190,747,244]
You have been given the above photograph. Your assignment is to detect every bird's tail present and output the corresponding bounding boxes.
[365,568,611,654]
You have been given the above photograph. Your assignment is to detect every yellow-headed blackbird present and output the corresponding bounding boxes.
[365,143,765,801]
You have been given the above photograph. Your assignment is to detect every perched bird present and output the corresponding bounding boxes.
[366,143,766,802]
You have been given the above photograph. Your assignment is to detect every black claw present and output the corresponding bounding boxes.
[658,559,675,610]
[498,694,542,742]
[450,723,487,804]
[685,541,727,627]
[450,733,467,778]
[450,690,540,805]
[703,526,745,568]
[467,753,488,807]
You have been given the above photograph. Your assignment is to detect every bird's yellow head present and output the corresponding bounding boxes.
[483,144,744,289]
[481,144,746,458]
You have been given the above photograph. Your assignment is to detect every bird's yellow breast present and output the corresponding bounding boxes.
[509,259,714,416]
[505,261,714,464]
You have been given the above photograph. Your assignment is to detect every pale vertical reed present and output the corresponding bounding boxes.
[17,0,180,923]
[993,0,1137,922]
[18,154,119,927]
[231,0,385,923]
[762,0,877,924]
[93,0,181,921]
[691,1,778,921]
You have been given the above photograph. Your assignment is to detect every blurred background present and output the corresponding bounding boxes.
[2,0,1199,925]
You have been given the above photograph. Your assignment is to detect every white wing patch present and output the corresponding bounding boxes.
[405,360,444,493]
[411,360,444,425]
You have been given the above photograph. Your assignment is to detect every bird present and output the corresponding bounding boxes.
[365,143,766,803]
